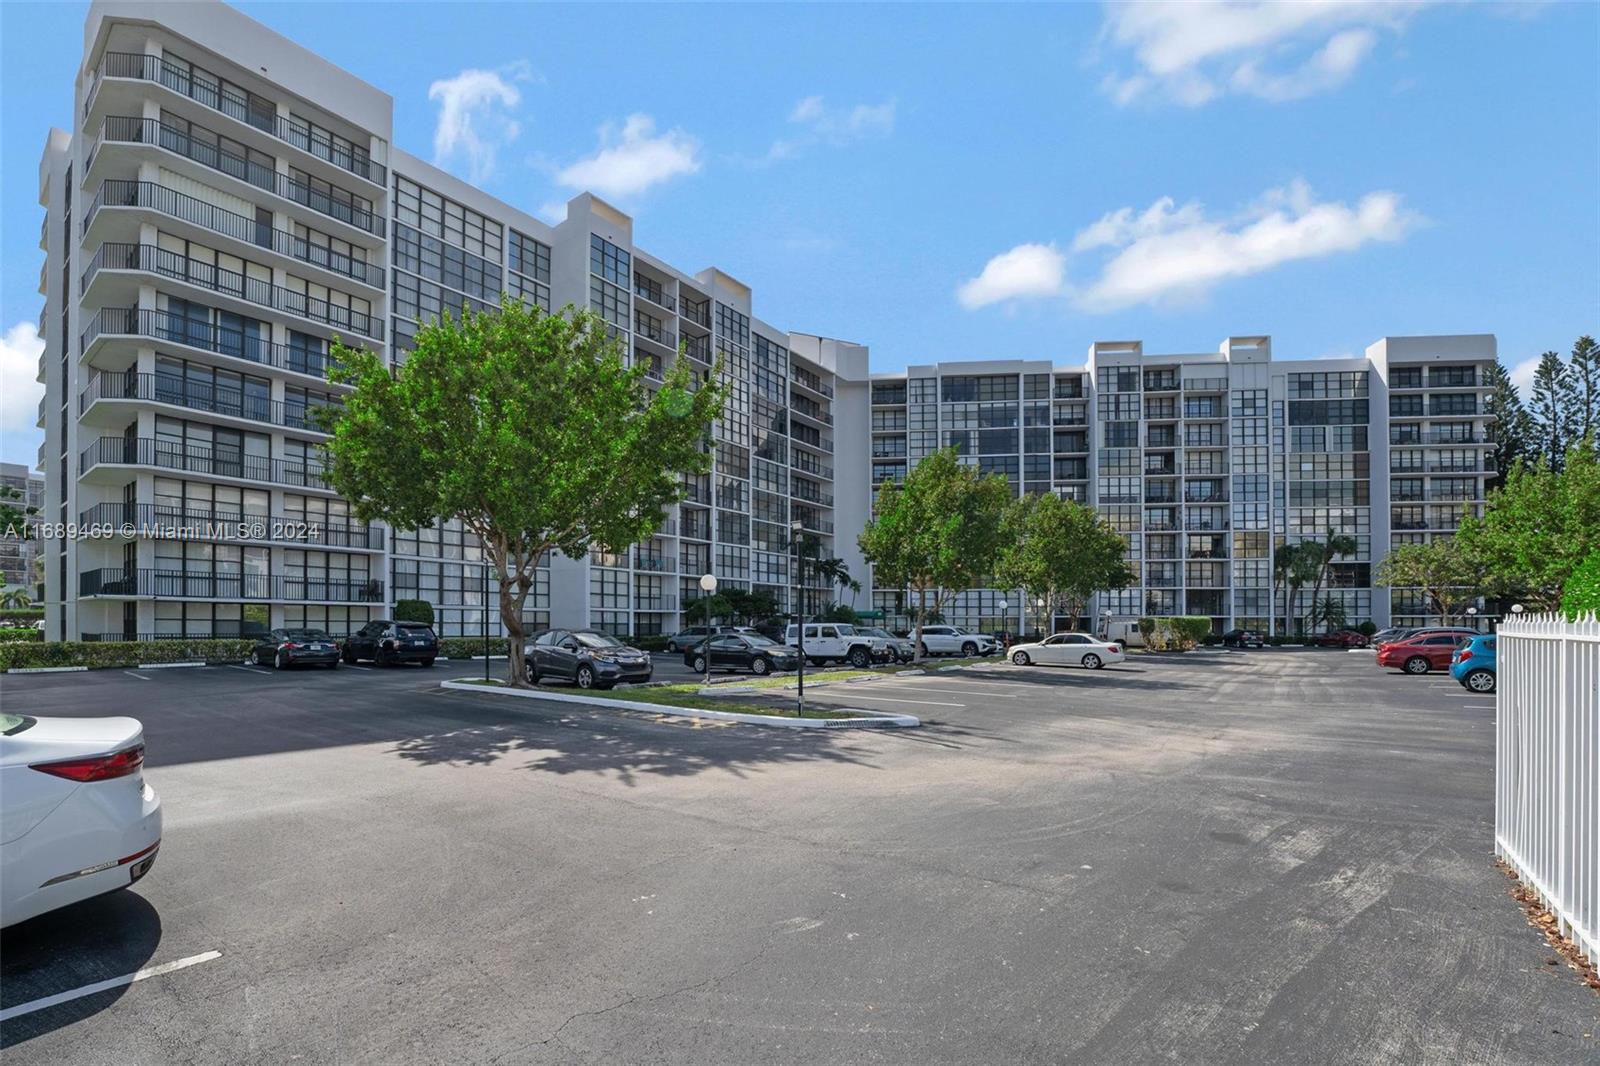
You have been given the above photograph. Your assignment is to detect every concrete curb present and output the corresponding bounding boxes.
[6,665,88,674]
[136,660,205,669]
[435,655,508,662]
[439,678,920,729]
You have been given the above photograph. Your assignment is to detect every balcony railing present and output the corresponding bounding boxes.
[681,335,711,362]
[85,243,381,339]
[790,400,834,426]
[795,513,834,533]
[633,282,675,311]
[80,436,332,491]
[633,596,679,611]
[85,181,384,288]
[1184,377,1229,392]
[92,52,384,185]
[95,117,384,237]
[80,566,383,602]
[81,371,339,435]
[792,433,834,454]
[79,501,381,549]
[81,307,342,380]
[791,455,833,479]
[633,317,677,349]
[633,552,678,573]
[681,302,711,328]
[1053,382,1085,399]
[793,486,834,506]
[791,368,835,398]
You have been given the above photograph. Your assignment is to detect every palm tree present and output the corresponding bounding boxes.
[0,589,32,610]
[1272,542,1300,634]
[1286,547,1323,636]
[1304,528,1360,633]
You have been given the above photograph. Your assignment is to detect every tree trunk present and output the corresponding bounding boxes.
[912,585,927,664]
[494,543,537,688]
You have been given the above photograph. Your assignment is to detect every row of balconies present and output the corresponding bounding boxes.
[84,242,381,339]
[80,435,332,492]
[80,566,384,602]
[78,500,382,550]
[80,370,338,436]
[82,307,344,381]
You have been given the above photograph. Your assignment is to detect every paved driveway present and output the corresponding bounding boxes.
[1,649,1594,1064]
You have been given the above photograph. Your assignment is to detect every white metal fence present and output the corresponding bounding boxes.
[1495,612,1599,962]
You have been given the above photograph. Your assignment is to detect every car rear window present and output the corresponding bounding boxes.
[286,629,330,640]
[2,714,35,735]
[397,623,434,634]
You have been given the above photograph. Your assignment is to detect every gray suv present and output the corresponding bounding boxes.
[524,629,653,689]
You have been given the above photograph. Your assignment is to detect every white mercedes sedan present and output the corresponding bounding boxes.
[1007,633,1126,670]
[1,713,162,928]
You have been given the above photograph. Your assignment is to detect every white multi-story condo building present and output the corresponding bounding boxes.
[31,1,1494,643]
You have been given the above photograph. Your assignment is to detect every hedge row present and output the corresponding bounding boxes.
[0,627,43,643]
[438,636,510,659]
[0,639,254,672]
[1137,616,1214,651]
[0,609,44,623]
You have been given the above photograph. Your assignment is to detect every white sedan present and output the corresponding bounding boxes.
[1008,633,1126,669]
[1,714,162,928]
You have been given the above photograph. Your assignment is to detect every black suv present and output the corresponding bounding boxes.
[525,628,652,689]
[344,619,438,666]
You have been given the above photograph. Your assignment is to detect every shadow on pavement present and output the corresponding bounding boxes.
[0,890,162,1049]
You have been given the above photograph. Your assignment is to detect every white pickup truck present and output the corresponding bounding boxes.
[784,623,894,667]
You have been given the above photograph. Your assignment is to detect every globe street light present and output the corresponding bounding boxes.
[1511,603,1525,615]
[791,519,805,716]
[998,600,1009,649]
[699,572,718,686]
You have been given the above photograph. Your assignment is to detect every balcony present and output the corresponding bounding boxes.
[79,501,382,550]
[1053,381,1085,399]
[84,181,384,289]
[93,117,384,237]
[633,596,679,612]
[680,301,711,329]
[633,551,678,573]
[633,316,677,350]
[791,368,835,398]
[80,436,332,492]
[792,454,833,480]
[81,307,343,380]
[80,566,383,602]
[1391,429,1493,446]
[790,399,834,426]
[794,512,834,534]
[681,335,712,363]
[81,371,338,435]
[85,243,381,339]
[90,52,384,186]
[633,281,675,312]
[793,485,834,507]
[1143,373,1180,392]
[1184,377,1228,392]
[791,431,834,454]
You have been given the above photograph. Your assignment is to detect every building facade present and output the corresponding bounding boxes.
[860,335,1496,636]
[32,1,1493,643]
[0,464,46,591]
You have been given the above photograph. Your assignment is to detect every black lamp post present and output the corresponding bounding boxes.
[791,519,805,716]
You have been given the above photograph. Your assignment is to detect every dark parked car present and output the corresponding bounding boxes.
[526,628,652,689]
[664,625,760,652]
[683,633,799,676]
[1315,629,1370,648]
[343,619,438,666]
[1222,628,1266,648]
[252,628,341,669]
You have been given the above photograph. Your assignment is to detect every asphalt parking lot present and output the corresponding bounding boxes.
[2,649,1595,1064]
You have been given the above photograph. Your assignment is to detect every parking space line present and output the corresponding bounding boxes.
[225,665,272,674]
[0,950,222,1022]
[123,671,152,681]
[828,693,965,707]
[867,685,1016,698]
[343,664,373,671]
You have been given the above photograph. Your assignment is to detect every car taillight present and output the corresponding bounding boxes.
[284,642,303,650]
[1459,650,1473,662]
[31,743,145,782]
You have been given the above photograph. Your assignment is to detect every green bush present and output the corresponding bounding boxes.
[0,639,254,672]
[0,627,42,643]
[438,636,510,660]
[394,598,434,625]
[1356,620,1378,637]
[1562,551,1600,620]
[626,634,670,653]
[0,608,44,623]
[1169,616,1213,650]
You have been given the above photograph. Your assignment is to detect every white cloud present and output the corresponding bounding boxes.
[0,322,45,467]
[956,244,1066,310]
[1099,1,1421,106]
[958,179,1421,314]
[555,114,701,201]
[1508,355,1542,397]
[765,95,896,162]
[429,62,532,183]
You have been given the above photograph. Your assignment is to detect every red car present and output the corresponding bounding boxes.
[1315,630,1370,648]
[1376,632,1472,674]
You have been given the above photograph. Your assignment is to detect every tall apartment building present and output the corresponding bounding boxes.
[0,463,46,590]
[36,0,858,643]
[861,334,1497,636]
[32,2,1494,643]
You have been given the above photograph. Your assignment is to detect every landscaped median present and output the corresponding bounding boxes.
[438,663,955,729]
[0,638,254,672]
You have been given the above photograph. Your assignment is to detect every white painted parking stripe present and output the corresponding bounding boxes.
[225,665,271,674]
[343,663,373,671]
[0,950,222,1022]
[868,685,1016,698]
[123,671,151,681]
[832,694,965,707]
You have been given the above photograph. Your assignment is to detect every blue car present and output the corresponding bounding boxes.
[1450,634,1496,693]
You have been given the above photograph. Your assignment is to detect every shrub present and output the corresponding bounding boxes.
[394,598,434,625]
[0,627,42,643]
[1169,616,1213,651]
[0,608,44,623]
[626,634,670,653]
[438,636,510,660]
[0,639,253,672]
[1562,551,1600,620]
[1356,620,1378,637]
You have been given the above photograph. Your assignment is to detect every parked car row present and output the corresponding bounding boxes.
[1372,625,1496,692]
[249,620,442,670]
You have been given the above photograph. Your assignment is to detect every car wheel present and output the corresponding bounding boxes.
[1404,656,1431,675]
[328,660,339,670]
[274,650,286,670]
[342,649,356,664]
[576,664,596,689]
[421,658,435,668]
[752,657,771,676]
[848,646,871,668]
[252,649,264,666]
[1464,668,1496,693]
[692,655,707,673]
[523,660,539,684]
[919,642,931,658]
[1082,653,1103,670]
[961,641,977,657]
[1011,650,1031,666]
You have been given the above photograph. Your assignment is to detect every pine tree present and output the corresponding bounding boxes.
[1569,335,1600,447]
[1483,361,1533,485]
[1528,351,1576,472]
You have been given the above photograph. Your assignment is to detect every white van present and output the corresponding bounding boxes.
[783,623,890,667]
[1099,620,1146,649]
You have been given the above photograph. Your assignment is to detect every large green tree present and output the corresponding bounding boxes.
[1375,539,1482,624]
[1457,442,1600,610]
[321,300,724,685]
[994,492,1132,635]
[1569,335,1600,446]
[1483,360,1533,485]
[857,448,1011,661]
[1529,351,1577,472]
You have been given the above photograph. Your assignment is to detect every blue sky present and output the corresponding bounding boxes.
[3,1,1596,468]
